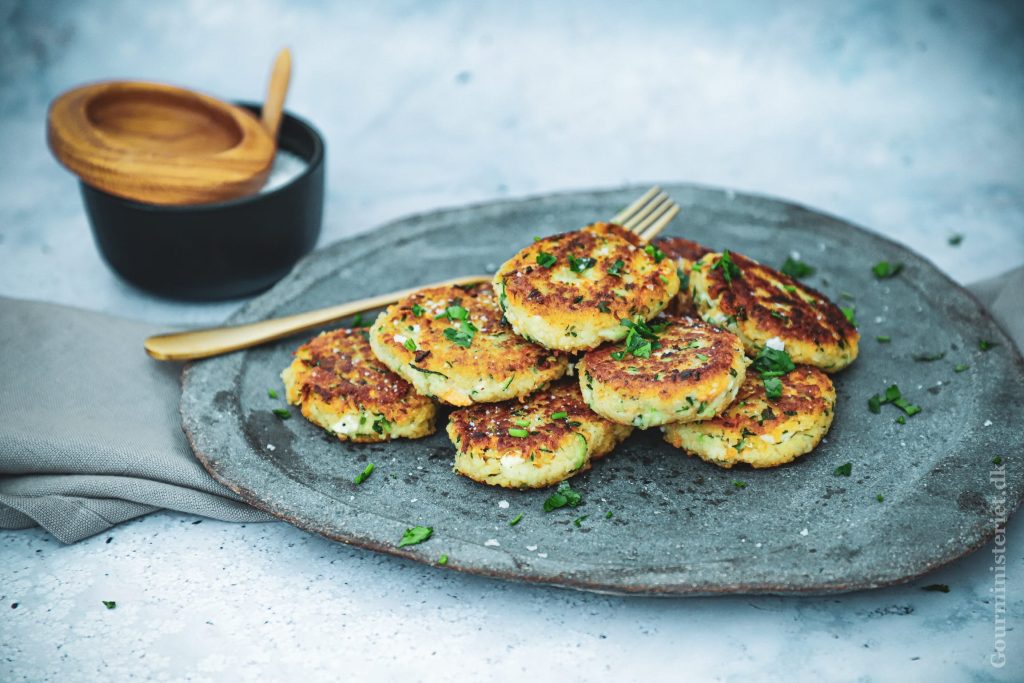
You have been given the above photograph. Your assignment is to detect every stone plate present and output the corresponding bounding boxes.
[181,185,1024,596]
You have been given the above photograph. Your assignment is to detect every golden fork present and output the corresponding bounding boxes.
[144,186,680,361]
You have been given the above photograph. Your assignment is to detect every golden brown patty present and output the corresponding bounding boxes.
[447,381,633,489]
[578,316,749,428]
[688,251,859,372]
[281,328,437,442]
[369,283,568,406]
[662,365,836,468]
[494,222,680,352]
[656,236,713,318]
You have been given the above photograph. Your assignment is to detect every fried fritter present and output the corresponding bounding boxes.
[494,223,679,352]
[281,328,436,442]
[655,236,713,318]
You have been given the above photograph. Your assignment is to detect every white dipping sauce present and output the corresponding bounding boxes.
[261,149,308,193]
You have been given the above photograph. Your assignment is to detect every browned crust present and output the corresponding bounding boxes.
[708,365,834,436]
[579,316,743,401]
[696,251,858,348]
[656,237,712,318]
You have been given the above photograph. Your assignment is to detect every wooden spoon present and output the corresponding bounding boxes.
[47,49,292,206]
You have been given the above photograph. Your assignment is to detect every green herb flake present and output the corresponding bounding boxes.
[349,313,367,328]
[543,481,582,512]
[922,584,950,593]
[411,303,425,317]
[443,320,477,348]
[912,351,945,362]
[436,304,469,321]
[834,462,853,477]
[267,388,279,399]
[954,364,969,373]
[876,335,891,343]
[508,427,529,438]
[876,493,885,503]
[752,347,796,378]
[403,338,417,352]
[896,415,906,425]
[867,395,882,413]
[536,252,557,268]
[712,250,742,283]
[763,377,783,400]
[272,408,291,419]
[597,302,611,313]
[610,350,626,361]
[372,415,391,434]
[607,259,625,277]
[568,255,597,273]
[398,526,433,547]
[605,511,613,519]
[695,353,709,362]
[551,411,568,421]
[993,456,1003,465]
[437,554,448,565]
[872,261,904,279]
[644,244,666,262]
[573,515,589,527]
[780,257,815,279]
[733,480,747,489]
[102,600,116,610]
[948,234,963,246]
[509,513,523,526]
[514,419,531,427]
[979,339,997,352]
[840,306,857,328]
[354,463,375,485]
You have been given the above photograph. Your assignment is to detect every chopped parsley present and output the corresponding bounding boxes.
[568,255,597,273]
[409,363,448,378]
[267,388,278,399]
[876,335,891,343]
[411,303,425,317]
[443,320,477,347]
[543,481,582,512]
[605,511,613,519]
[912,351,945,362]
[536,252,557,268]
[398,526,433,547]
[102,601,116,610]
[551,411,568,420]
[508,427,529,438]
[751,347,795,378]
[349,313,368,328]
[979,339,997,351]
[354,463,375,485]
[876,493,885,503]
[272,408,291,419]
[948,234,963,246]
[573,515,589,527]
[403,338,417,352]
[868,384,921,417]
[435,305,469,321]
[514,418,531,427]
[607,259,625,276]
[954,364,969,373]
[617,318,667,359]
[372,415,391,434]
[712,250,742,283]
[834,462,852,477]
[896,415,906,425]
[695,353,709,362]
[509,513,523,526]
[763,377,783,400]
[610,350,626,360]
[597,302,611,313]
[644,244,665,263]
[840,306,858,328]
[921,584,950,593]
[780,257,815,279]
[993,456,1003,465]
[438,554,448,565]
[871,261,903,279]
[733,480,747,489]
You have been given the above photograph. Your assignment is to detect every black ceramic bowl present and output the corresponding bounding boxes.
[79,103,324,300]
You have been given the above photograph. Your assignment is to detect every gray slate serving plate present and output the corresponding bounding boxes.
[182,185,1024,596]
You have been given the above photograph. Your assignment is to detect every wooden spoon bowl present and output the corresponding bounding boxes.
[48,80,276,205]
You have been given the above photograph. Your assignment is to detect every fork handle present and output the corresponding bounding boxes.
[144,274,492,361]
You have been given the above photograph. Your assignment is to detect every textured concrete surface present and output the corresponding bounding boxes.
[1,0,1023,680]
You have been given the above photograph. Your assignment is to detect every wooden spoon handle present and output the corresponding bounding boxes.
[144,274,492,361]
[262,48,292,140]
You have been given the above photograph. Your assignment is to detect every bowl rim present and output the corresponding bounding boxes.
[79,101,325,214]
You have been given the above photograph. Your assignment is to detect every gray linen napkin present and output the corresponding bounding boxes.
[1,267,1021,543]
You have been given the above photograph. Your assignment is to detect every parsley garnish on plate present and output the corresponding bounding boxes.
[616,318,667,360]
[912,351,945,362]
[840,306,857,328]
[733,480,747,489]
[403,338,417,352]
[993,456,1003,465]
[751,347,795,378]
[872,261,903,279]
[876,335,891,343]
[509,513,523,526]
[763,377,783,400]
[536,252,557,268]
[102,601,116,610]
[398,526,433,547]
[605,511,613,519]
[354,463,375,485]
[437,554,448,565]
[644,244,665,263]
[868,384,921,416]
[954,364,969,373]
[267,388,279,399]
[443,320,477,347]
[551,411,568,421]
[272,408,291,419]
[834,462,852,477]
[712,250,742,283]
[349,313,368,328]
[979,339,998,351]
[568,255,597,273]
[543,481,582,512]
[435,305,469,321]
[597,302,611,313]
[948,234,963,246]
[607,259,625,277]
[780,257,815,279]
[372,415,391,434]
[876,493,885,503]
[411,303,425,317]
[573,515,589,527]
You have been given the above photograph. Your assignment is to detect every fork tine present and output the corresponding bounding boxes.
[638,203,679,243]
[622,192,671,231]
[611,186,661,225]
